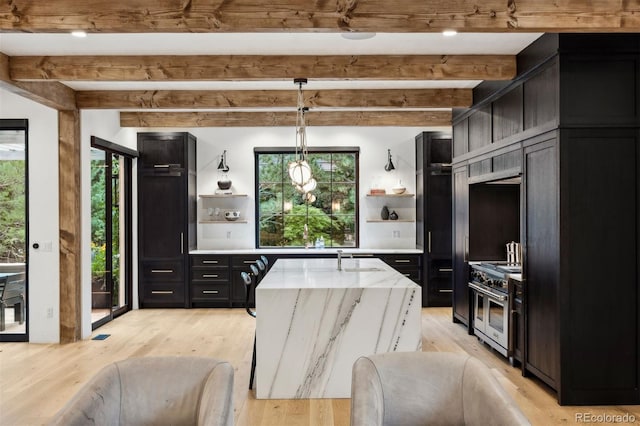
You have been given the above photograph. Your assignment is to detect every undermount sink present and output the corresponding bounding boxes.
[343,267,384,272]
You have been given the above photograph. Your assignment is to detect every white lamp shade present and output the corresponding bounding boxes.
[288,160,312,186]
[302,177,317,193]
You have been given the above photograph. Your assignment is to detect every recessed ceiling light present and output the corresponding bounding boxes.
[71,30,87,38]
[442,30,458,37]
[340,32,376,41]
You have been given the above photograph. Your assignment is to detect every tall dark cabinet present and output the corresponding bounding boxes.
[415,132,452,307]
[451,34,640,405]
[138,132,196,308]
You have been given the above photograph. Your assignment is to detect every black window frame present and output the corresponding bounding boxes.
[254,146,360,249]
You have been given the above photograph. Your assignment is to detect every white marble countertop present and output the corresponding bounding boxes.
[190,248,422,255]
[258,258,420,290]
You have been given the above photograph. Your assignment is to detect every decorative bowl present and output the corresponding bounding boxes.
[392,186,406,194]
[217,179,232,190]
[224,210,240,221]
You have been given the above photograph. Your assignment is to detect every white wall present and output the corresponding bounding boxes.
[0,88,60,343]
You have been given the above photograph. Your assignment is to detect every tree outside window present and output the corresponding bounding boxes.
[256,150,358,248]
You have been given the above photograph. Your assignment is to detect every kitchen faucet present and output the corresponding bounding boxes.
[337,250,352,271]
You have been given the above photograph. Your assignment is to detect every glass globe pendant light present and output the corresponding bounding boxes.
[288,78,314,193]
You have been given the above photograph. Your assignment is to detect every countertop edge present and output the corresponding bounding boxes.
[190,248,424,255]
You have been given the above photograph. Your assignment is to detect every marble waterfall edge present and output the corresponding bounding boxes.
[255,258,422,399]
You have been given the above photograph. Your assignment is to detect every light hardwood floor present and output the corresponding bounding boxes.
[1,308,638,425]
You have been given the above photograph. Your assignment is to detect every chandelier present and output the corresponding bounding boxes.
[288,78,316,198]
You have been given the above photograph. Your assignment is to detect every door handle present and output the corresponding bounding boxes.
[428,231,432,253]
[180,232,184,254]
[151,269,174,273]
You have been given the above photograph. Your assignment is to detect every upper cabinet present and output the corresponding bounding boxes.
[138,132,192,169]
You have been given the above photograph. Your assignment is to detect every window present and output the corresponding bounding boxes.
[255,148,359,248]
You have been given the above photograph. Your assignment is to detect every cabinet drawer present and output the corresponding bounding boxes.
[191,269,229,281]
[191,282,229,300]
[231,255,262,267]
[141,261,184,282]
[394,267,421,284]
[378,255,421,267]
[141,283,185,305]
[191,255,229,267]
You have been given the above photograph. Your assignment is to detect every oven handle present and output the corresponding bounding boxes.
[468,282,507,302]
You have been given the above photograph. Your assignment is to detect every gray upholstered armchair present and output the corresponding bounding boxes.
[351,352,530,426]
[48,356,234,426]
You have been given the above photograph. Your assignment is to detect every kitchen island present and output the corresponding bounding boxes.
[255,257,421,399]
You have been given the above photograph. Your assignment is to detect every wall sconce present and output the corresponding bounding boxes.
[384,149,395,172]
[217,150,230,172]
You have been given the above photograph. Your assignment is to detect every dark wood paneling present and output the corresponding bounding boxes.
[453,118,468,159]
[452,166,470,325]
[492,149,522,173]
[559,129,639,404]
[524,60,559,131]
[523,138,559,389]
[492,85,523,143]
[468,104,492,153]
[468,159,492,177]
[561,56,640,126]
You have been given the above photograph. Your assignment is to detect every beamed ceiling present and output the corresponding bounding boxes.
[0,1,637,127]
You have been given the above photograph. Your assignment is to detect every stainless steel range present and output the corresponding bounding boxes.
[468,263,521,357]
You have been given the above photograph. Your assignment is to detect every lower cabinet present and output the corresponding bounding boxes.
[377,254,422,285]
[189,253,423,308]
[190,255,230,308]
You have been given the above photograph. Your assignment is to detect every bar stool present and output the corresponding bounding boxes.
[260,255,269,271]
[255,258,266,280]
[240,264,260,389]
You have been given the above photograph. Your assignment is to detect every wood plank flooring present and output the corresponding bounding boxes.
[1,308,639,425]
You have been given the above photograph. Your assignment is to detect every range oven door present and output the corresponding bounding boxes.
[485,295,509,350]
[469,282,509,355]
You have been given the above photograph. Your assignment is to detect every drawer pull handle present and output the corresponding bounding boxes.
[395,259,411,263]
[203,290,219,294]
[151,269,174,273]
[151,290,174,294]
[243,260,256,264]
[438,289,453,293]
[202,274,219,278]
[439,268,453,272]
[153,164,171,168]
[403,273,411,277]
[202,260,219,264]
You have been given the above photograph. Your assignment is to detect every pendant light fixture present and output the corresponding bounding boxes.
[288,78,316,198]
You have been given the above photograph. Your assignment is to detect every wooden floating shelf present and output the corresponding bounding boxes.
[200,194,248,198]
[366,219,415,223]
[366,193,414,197]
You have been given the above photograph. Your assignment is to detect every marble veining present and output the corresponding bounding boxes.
[256,258,421,399]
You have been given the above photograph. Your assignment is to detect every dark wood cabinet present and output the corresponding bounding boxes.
[452,165,469,325]
[468,104,492,152]
[522,136,559,388]
[451,34,640,405]
[190,255,230,307]
[416,132,452,307]
[138,132,196,308]
[377,254,422,286]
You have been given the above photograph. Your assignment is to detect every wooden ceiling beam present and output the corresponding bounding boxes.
[10,55,515,81]
[0,53,76,110]
[1,1,639,32]
[120,110,452,127]
[77,88,472,109]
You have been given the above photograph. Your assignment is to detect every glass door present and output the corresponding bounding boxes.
[91,138,134,329]
[0,120,28,341]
